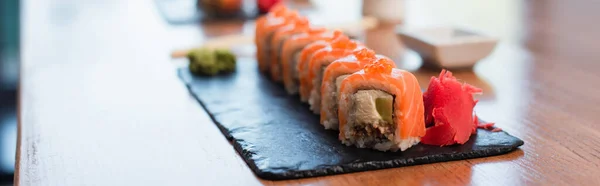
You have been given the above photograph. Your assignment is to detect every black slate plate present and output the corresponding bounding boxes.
[177,58,524,180]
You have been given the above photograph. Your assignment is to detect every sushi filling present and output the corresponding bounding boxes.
[323,74,350,129]
[262,33,275,71]
[344,90,396,150]
[291,50,302,79]
[334,75,350,94]
[309,66,327,112]
[285,50,303,94]
[272,38,288,77]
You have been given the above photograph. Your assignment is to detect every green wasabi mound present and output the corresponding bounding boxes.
[214,49,237,72]
[187,48,237,76]
[187,48,218,75]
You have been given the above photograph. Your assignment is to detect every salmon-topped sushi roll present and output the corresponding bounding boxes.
[338,60,425,152]
[320,49,396,130]
[280,29,343,94]
[254,4,287,47]
[268,17,311,82]
[306,37,365,114]
[256,9,300,73]
[297,32,347,102]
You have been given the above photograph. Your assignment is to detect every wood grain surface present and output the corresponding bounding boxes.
[16,0,600,185]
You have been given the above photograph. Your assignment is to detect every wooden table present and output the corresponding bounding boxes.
[17,0,600,185]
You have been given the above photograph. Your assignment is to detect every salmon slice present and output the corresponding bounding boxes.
[255,5,289,66]
[306,38,365,114]
[320,49,396,130]
[268,17,311,82]
[338,61,425,151]
[256,9,301,73]
[297,33,348,102]
[281,29,344,94]
[254,4,287,47]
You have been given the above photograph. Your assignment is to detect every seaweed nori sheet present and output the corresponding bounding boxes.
[177,58,524,180]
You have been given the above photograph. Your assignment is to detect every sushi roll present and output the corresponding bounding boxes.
[255,8,300,73]
[297,33,347,102]
[320,48,396,130]
[280,29,343,94]
[338,60,425,152]
[268,17,311,82]
[255,5,288,68]
[254,4,286,47]
[306,37,365,114]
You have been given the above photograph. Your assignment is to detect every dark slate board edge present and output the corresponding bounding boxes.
[240,138,523,180]
[177,70,234,140]
[231,138,266,179]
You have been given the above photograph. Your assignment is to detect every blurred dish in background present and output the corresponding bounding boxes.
[397,26,498,70]
[257,0,282,14]
[154,0,259,24]
[362,0,404,24]
[198,0,244,18]
[155,0,309,25]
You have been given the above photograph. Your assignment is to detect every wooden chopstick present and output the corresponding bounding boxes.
[171,16,379,58]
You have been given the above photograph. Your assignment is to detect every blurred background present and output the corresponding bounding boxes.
[5,0,600,185]
[1,0,520,184]
[0,1,518,183]
[0,0,19,184]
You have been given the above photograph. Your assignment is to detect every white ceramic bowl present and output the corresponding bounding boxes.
[397,27,498,69]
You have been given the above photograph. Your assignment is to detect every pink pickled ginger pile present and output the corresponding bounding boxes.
[421,70,491,146]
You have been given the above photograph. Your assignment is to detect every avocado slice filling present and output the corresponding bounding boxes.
[349,90,396,144]
[376,97,393,124]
